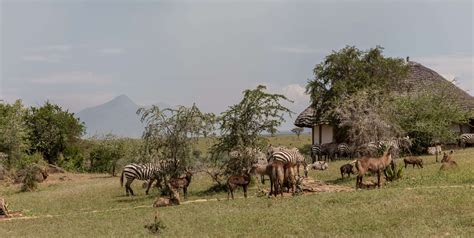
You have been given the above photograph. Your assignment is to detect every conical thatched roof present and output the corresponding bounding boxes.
[295,61,474,128]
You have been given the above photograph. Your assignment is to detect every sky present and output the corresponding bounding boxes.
[1,0,473,130]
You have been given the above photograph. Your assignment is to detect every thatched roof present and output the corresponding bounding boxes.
[295,61,474,128]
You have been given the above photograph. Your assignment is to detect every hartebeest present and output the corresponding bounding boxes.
[169,171,193,200]
[227,170,251,200]
[355,146,394,189]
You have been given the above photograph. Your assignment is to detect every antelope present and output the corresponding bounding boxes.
[355,146,394,189]
[227,170,251,200]
[169,171,193,200]
[403,157,423,169]
[440,151,457,170]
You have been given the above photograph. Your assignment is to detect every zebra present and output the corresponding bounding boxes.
[460,133,474,148]
[310,144,322,163]
[120,160,177,196]
[268,148,308,178]
[336,143,352,159]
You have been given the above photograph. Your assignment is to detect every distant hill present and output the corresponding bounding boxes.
[76,95,169,138]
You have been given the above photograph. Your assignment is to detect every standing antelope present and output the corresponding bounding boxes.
[355,146,394,189]
[227,170,251,200]
[169,171,193,200]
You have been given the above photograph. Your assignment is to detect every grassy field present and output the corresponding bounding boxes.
[0,135,473,237]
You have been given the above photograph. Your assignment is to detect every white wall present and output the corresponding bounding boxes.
[312,125,334,144]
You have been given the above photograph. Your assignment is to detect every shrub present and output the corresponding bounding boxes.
[21,164,47,192]
[144,214,166,235]
[385,163,403,182]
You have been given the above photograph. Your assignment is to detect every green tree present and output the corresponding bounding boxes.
[305,46,409,143]
[394,92,468,154]
[211,85,292,175]
[291,127,304,139]
[88,134,127,175]
[137,104,215,177]
[0,100,30,167]
[26,101,85,164]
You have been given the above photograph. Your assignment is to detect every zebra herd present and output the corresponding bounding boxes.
[310,137,412,162]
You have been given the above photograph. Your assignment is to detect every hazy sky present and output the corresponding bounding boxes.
[1,0,473,129]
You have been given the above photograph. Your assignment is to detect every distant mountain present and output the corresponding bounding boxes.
[77,95,169,138]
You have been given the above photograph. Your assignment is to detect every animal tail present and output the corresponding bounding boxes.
[120,170,124,187]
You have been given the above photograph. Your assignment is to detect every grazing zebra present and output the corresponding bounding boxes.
[336,143,352,159]
[268,150,303,194]
[321,142,338,161]
[310,144,322,162]
[460,133,474,148]
[120,160,177,196]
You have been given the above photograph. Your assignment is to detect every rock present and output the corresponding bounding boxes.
[48,164,65,174]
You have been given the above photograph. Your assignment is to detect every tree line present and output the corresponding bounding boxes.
[0,46,469,184]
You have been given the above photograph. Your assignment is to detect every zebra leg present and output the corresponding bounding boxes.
[146,178,155,195]
[125,178,134,196]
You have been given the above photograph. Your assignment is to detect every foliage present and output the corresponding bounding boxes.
[88,134,128,175]
[306,46,409,143]
[137,104,216,177]
[15,152,46,170]
[20,163,46,192]
[393,92,469,152]
[211,85,292,175]
[385,163,403,182]
[0,100,30,168]
[144,215,166,235]
[26,101,85,164]
[291,127,304,138]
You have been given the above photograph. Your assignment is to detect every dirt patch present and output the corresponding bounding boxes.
[257,177,354,197]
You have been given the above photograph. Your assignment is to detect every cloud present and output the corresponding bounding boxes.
[100,48,124,55]
[28,72,113,86]
[273,46,327,55]
[414,55,473,95]
[21,54,65,63]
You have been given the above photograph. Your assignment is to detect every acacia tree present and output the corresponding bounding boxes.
[0,100,30,168]
[306,46,409,143]
[210,85,292,180]
[137,104,215,177]
[291,127,304,139]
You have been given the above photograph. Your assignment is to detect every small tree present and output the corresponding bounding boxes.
[211,85,292,177]
[137,104,215,178]
[0,100,30,168]
[26,101,85,164]
[291,127,304,139]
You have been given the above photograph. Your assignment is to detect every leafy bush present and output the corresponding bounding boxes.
[20,164,47,192]
[385,163,403,182]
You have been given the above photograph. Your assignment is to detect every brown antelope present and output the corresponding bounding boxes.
[403,157,423,169]
[440,151,457,170]
[169,171,192,200]
[269,161,285,197]
[227,170,251,200]
[355,146,394,189]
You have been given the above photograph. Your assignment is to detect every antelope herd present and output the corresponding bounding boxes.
[121,141,463,202]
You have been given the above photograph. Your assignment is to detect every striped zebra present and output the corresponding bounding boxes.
[336,143,352,159]
[460,133,474,148]
[310,144,322,163]
[120,160,177,196]
[268,148,308,177]
[268,149,306,194]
